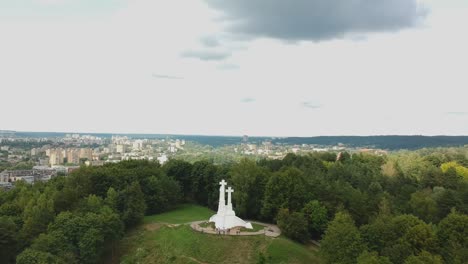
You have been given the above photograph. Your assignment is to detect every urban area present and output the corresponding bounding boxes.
[0,131,387,190]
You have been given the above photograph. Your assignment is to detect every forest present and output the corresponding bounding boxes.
[0,148,467,264]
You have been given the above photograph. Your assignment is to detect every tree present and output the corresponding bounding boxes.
[140,173,181,214]
[409,190,438,223]
[104,187,118,211]
[404,223,437,254]
[436,189,462,220]
[441,161,468,180]
[302,200,328,238]
[320,212,366,264]
[163,159,193,200]
[357,251,392,264]
[360,215,394,253]
[16,249,61,264]
[80,195,104,214]
[261,167,308,221]
[0,216,18,263]
[30,230,76,263]
[276,208,309,243]
[372,215,437,264]
[78,228,104,264]
[404,251,443,264]
[437,211,468,263]
[190,160,218,206]
[21,192,55,243]
[230,159,268,219]
[121,182,146,228]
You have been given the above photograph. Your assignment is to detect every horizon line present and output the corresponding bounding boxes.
[2,130,468,138]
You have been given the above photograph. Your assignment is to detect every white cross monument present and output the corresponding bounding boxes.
[217,180,227,214]
[209,179,253,230]
[225,186,234,214]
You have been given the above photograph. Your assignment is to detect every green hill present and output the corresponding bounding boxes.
[112,205,322,264]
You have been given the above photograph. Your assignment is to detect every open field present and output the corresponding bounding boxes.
[143,204,214,224]
[116,204,322,264]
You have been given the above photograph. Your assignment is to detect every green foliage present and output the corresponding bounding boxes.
[361,214,437,264]
[320,212,366,264]
[104,187,118,211]
[2,149,468,263]
[16,249,62,264]
[230,159,268,219]
[404,251,443,264]
[78,228,104,264]
[276,208,309,243]
[20,192,55,243]
[0,216,18,263]
[121,182,146,228]
[302,200,328,238]
[441,161,468,180]
[30,230,76,263]
[436,211,468,263]
[261,167,308,220]
[163,159,193,200]
[409,189,438,223]
[190,160,219,208]
[357,251,392,264]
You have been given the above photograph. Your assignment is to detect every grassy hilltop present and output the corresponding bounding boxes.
[113,205,321,264]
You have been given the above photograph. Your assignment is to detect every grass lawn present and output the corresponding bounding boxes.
[116,204,322,264]
[199,221,215,228]
[241,222,267,232]
[120,225,321,264]
[143,204,214,224]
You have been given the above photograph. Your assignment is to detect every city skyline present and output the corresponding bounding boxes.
[1,0,467,137]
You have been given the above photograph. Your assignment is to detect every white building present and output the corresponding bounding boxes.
[157,154,168,165]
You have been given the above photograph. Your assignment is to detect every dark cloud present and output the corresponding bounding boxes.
[181,50,231,61]
[152,74,183,80]
[205,0,427,41]
[200,36,221,47]
[302,102,322,109]
[241,97,256,103]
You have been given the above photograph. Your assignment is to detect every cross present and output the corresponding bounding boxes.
[226,187,234,194]
[219,179,227,187]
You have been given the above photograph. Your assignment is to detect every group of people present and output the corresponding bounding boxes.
[215,227,242,235]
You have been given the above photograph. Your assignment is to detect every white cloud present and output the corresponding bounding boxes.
[0,0,467,136]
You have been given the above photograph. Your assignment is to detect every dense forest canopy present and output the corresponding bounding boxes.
[0,147,467,263]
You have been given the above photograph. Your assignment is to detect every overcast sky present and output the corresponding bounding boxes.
[1,0,467,137]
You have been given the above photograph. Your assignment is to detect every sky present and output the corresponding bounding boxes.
[1,0,467,137]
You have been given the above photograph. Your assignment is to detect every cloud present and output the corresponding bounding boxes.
[200,35,220,47]
[181,49,231,61]
[302,101,322,109]
[445,112,468,116]
[205,0,428,41]
[152,74,183,80]
[217,63,239,70]
[241,97,256,103]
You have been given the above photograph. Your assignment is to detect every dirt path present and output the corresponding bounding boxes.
[190,220,281,237]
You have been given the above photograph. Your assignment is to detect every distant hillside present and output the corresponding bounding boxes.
[0,130,16,135]
[273,136,468,150]
[11,131,468,150]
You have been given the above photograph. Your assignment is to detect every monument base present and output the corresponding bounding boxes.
[209,213,253,230]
